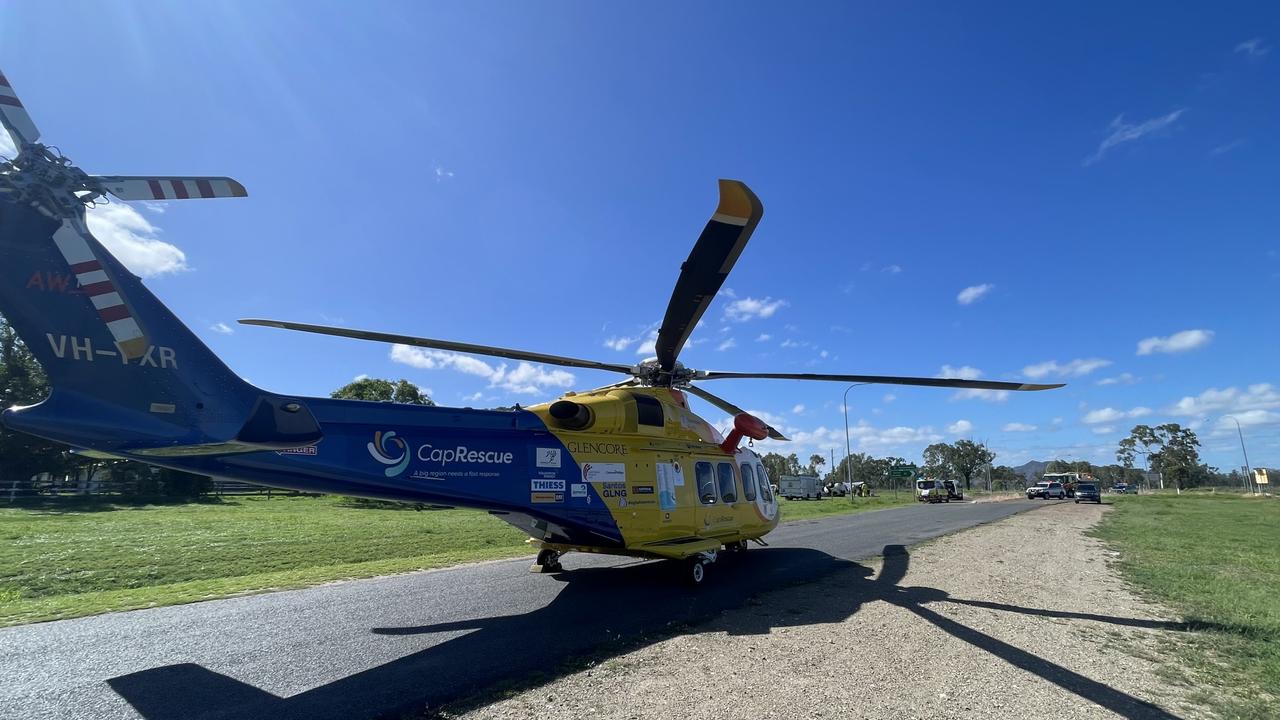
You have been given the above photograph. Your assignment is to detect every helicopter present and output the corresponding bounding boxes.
[0,67,1061,585]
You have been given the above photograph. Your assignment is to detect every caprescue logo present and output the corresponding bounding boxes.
[368,431,410,478]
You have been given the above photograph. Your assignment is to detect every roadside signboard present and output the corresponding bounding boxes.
[889,465,917,478]
[1255,469,1269,485]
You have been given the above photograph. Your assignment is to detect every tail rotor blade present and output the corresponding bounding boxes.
[0,69,40,148]
[95,176,248,201]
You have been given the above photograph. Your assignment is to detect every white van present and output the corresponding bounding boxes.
[916,479,946,503]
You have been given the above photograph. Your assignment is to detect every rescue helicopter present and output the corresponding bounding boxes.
[0,68,1061,585]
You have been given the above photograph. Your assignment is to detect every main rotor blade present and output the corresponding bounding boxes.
[684,384,789,441]
[654,179,763,373]
[95,176,248,201]
[239,319,637,375]
[697,371,1064,392]
[0,70,40,148]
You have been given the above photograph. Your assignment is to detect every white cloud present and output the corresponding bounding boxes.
[724,296,787,322]
[1084,109,1185,166]
[85,203,188,277]
[716,337,737,352]
[210,322,233,335]
[1213,409,1280,431]
[603,336,636,351]
[433,164,455,181]
[634,327,659,356]
[755,333,771,342]
[1169,384,1280,419]
[1137,329,1213,355]
[1022,358,1112,379]
[1092,426,1116,435]
[792,404,805,414]
[883,394,896,404]
[881,264,902,274]
[956,284,994,305]
[353,373,369,382]
[1236,38,1270,58]
[1210,139,1247,157]
[939,365,982,380]
[390,344,574,395]
[1002,422,1037,432]
[780,339,800,348]
[948,419,974,435]
[1096,372,1137,386]
[1082,406,1150,425]
[0,130,15,157]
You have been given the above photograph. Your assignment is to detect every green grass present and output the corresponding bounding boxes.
[1092,493,1280,718]
[775,492,917,520]
[0,496,531,626]
[0,491,923,627]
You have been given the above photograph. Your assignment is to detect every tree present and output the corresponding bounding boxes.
[761,453,790,483]
[331,378,435,405]
[808,454,825,475]
[1118,424,1202,490]
[921,440,995,490]
[0,315,72,490]
[990,465,1023,490]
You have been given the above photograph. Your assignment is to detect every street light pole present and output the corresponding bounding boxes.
[842,383,869,500]
[1223,415,1254,494]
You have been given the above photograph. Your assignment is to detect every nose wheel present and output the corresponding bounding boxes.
[530,548,564,573]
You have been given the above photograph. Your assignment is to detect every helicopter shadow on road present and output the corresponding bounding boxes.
[108,545,1202,720]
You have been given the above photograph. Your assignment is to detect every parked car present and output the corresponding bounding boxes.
[1074,483,1101,504]
[1027,481,1066,500]
[779,474,822,500]
[1112,482,1128,494]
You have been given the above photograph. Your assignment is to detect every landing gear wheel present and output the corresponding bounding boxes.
[530,549,564,574]
[686,558,706,586]
[725,540,748,553]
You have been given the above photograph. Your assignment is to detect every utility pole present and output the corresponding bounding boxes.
[1223,415,1253,494]
[842,383,868,501]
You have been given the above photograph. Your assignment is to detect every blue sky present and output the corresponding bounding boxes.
[3,2,1278,471]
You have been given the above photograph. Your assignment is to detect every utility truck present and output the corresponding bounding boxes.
[779,474,822,500]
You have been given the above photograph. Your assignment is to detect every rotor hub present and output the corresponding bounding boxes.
[631,359,697,388]
[1,143,104,218]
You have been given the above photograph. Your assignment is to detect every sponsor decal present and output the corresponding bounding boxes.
[277,446,318,456]
[582,462,626,483]
[368,430,410,478]
[631,485,654,494]
[148,402,176,414]
[531,491,564,504]
[600,481,627,498]
[417,444,514,466]
[565,440,629,456]
[570,483,588,498]
[535,448,562,468]
[46,334,177,368]
[627,498,655,506]
[532,479,566,492]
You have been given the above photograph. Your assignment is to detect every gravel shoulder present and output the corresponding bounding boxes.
[453,503,1209,720]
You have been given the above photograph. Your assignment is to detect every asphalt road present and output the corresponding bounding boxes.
[1,498,1056,720]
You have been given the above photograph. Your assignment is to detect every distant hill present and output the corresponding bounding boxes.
[1013,460,1049,482]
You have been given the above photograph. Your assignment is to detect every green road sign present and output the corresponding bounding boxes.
[889,464,917,478]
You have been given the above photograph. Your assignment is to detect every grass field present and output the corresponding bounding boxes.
[1092,492,1280,719]
[0,490,916,626]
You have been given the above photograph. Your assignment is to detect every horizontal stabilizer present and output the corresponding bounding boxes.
[95,176,248,201]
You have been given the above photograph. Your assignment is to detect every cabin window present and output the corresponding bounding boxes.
[740,463,757,501]
[695,461,717,504]
[634,394,665,427]
[717,462,737,504]
[756,464,773,501]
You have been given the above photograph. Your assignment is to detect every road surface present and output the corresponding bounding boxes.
[0,499,1051,720]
